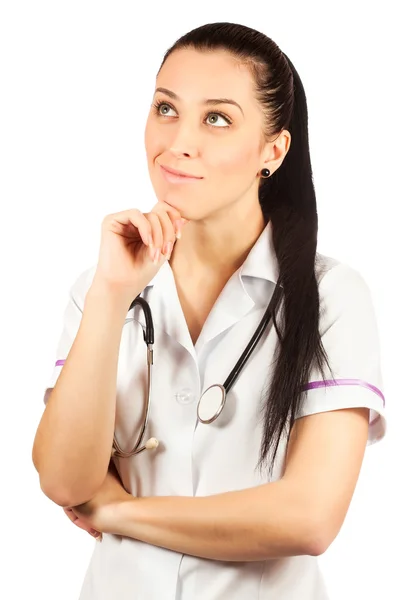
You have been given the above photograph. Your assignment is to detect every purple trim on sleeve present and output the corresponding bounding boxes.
[304,378,385,406]
[370,414,380,426]
[55,360,66,367]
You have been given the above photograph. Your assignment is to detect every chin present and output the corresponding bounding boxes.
[161,195,182,210]
[163,197,194,222]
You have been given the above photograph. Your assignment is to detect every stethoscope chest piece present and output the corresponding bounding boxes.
[113,284,283,454]
[197,383,226,424]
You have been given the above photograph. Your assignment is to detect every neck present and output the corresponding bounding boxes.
[169,202,267,283]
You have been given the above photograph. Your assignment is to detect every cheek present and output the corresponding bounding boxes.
[144,118,170,166]
[144,119,160,159]
[208,141,258,177]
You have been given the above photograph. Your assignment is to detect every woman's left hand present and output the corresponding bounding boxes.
[64,460,133,538]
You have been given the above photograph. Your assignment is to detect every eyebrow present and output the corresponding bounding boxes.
[154,87,244,116]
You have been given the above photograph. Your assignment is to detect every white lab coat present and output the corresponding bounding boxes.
[43,221,386,599]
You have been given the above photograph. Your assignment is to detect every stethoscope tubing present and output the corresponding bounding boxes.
[112,295,155,458]
[112,285,284,456]
[222,284,283,395]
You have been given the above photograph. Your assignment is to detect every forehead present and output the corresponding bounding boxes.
[157,48,257,105]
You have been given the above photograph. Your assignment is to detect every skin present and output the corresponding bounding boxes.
[144,47,291,283]
[64,49,369,560]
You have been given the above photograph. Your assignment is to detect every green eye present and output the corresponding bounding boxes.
[152,101,232,128]
[206,113,230,127]
[154,102,176,116]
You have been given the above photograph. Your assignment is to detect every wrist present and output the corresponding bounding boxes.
[86,277,136,315]
[111,497,139,537]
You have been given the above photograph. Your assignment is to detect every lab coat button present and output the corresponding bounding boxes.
[175,388,195,405]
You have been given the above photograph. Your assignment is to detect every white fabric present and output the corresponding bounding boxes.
[42,221,386,599]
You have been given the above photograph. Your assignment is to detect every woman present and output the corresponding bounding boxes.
[33,22,386,600]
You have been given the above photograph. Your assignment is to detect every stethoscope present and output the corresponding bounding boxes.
[111,284,284,458]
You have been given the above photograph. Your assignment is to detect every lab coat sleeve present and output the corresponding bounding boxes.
[42,267,94,406]
[295,262,387,445]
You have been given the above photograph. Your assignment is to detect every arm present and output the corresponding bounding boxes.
[112,407,369,561]
[32,278,136,507]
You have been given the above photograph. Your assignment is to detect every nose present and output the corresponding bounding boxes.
[168,122,200,159]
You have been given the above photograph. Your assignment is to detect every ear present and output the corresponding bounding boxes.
[261,129,291,174]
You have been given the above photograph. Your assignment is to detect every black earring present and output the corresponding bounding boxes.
[260,168,270,178]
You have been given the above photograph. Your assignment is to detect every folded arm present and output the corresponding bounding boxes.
[112,407,369,561]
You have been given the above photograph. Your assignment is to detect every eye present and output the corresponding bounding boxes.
[205,113,231,127]
[152,101,232,128]
[152,101,177,117]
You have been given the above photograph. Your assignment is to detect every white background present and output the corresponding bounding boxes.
[1,1,398,598]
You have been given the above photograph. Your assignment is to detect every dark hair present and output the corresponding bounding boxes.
[158,22,334,475]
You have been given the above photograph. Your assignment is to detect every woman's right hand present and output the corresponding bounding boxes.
[92,202,188,299]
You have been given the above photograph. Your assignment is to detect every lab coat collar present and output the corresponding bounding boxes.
[239,219,279,285]
[135,220,279,359]
[146,219,279,289]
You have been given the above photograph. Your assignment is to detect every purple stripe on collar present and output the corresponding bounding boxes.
[304,379,385,406]
[55,359,66,367]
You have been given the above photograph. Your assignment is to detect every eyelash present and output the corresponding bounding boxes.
[151,100,233,127]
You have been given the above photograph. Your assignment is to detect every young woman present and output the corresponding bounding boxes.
[33,22,386,600]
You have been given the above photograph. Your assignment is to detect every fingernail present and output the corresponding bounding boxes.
[174,220,182,239]
[153,248,161,264]
[149,246,157,262]
[165,241,173,259]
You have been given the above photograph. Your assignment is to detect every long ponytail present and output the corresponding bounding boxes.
[159,23,334,474]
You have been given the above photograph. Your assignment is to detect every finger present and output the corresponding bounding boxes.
[64,508,98,535]
[104,209,153,247]
[64,507,86,530]
[156,203,190,239]
[159,214,176,258]
[74,517,94,532]
[63,507,78,523]
[154,202,183,232]
[151,208,177,258]
[146,213,163,261]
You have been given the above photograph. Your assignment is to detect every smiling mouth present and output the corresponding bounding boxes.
[159,164,204,183]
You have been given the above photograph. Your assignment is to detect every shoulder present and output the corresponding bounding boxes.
[316,251,372,296]
[315,252,377,332]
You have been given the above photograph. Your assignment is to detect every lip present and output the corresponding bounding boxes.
[159,164,203,180]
